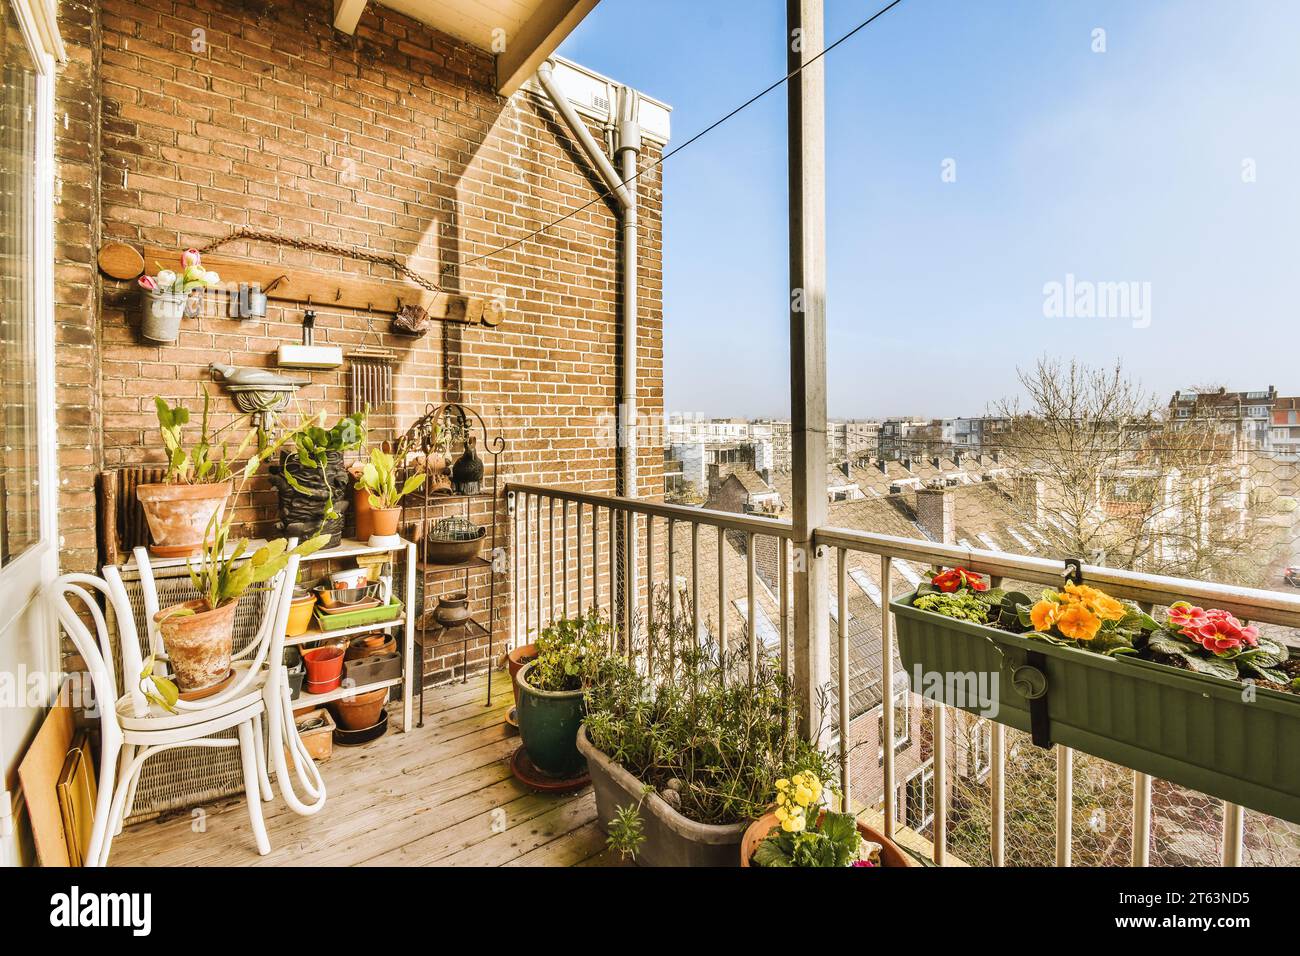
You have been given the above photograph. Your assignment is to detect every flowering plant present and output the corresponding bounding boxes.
[912,567,1005,624]
[752,770,875,867]
[137,248,221,296]
[1145,602,1292,685]
[931,567,988,593]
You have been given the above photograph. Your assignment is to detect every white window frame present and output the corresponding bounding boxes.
[0,0,63,635]
[904,764,934,831]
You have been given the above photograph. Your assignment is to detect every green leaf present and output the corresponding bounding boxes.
[220,561,256,602]
[399,473,426,498]
[250,538,288,568]
[294,533,331,557]
[752,836,791,868]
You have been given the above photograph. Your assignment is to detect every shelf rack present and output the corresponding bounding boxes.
[395,403,505,724]
[131,536,419,734]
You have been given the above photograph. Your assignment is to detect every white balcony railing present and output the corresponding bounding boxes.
[506,482,1300,866]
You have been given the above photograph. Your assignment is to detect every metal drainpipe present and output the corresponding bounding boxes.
[535,61,641,630]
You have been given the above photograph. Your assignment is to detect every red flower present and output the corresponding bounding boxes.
[1168,603,1259,655]
[931,567,988,593]
[851,860,876,867]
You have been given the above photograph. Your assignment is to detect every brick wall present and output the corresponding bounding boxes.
[54,0,665,683]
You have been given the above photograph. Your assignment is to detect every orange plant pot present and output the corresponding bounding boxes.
[286,593,317,638]
[136,480,233,557]
[353,487,373,541]
[370,506,400,537]
[154,599,238,693]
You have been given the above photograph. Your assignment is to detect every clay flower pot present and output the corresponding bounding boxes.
[507,643,538,710]
[346,632,395,660]
[136,480,233,557]
[332,686,389,730]
[516,660,586,778]
[370,506,400,537]
[154,599,239,693]
[286,593,317,638]
[302,646,346,694]
[739,810,917,867]
[353,486,374,541]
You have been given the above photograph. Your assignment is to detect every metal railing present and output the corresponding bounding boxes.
[506,482,1300,866]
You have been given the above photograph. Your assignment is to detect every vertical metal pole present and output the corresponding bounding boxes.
[623,511,636,654]
[548,498,556,623]
[1056,745,1074,867]
[576,502,584,618]
[1132,771,1152,867]
[836,548,849,811]
[690,522,700,646]
[880,554,896,841]
[933,703,948,865]
[779,538,790,678]
[1222,802,1244,867]
[746,532,758,684]
[717,527,728,674]
[666,518,677,623]
[787,0,830,740]
[608,507,617,649]
[509,492,518,650]
[562,500,570,618]
[534,495,542,631]
[591,506,600,615]
[524,495,533,642]
[646,516,656,676]
[990,722,1005,866]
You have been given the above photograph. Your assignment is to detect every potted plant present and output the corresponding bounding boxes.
[155,515,329,694]
[137,248,221,343]
[515,610,612,779]
[576,590,836,866]
[136,389,252,557]
[269,411,366,548]
[740,771,915,867]
[355,448,424,544]
[892,568,1300,823]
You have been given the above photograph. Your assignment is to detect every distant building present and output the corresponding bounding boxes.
[1168,387,1278,451]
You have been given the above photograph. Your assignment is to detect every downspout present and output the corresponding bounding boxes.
[536,61,642,631]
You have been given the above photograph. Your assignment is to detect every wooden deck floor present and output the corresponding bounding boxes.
[110,672,624,867]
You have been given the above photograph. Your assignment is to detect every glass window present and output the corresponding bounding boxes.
[0,0,41,566]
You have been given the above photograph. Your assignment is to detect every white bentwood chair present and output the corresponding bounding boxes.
[47,547,326,866]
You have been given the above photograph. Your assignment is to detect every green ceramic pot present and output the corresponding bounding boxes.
[516,660,586,778]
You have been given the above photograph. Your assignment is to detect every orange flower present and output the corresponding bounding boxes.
[1064,582,1126,621]
[1029,600,1058,632]
[1055,603,1102,641]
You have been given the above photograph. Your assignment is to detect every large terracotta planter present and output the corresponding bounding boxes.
[576,725,747,867]
[507,643,538,710]
[370,506,400,537]
[516,661,586,778]
[136,480,233,557]
[740,810,917,867]
[154,599,238,693]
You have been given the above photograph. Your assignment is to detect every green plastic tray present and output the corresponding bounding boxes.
[313,598,403,632]
[891,590,1300,824]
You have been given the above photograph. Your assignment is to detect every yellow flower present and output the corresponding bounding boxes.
[1029,600,1058,632]
[775,778,789,790]
[781,812,805,833]
[1064,583,1126,621]
[1056,603,1102,641]
[775,805,789,822]
[776,792,786,806]
[795,784,813,807]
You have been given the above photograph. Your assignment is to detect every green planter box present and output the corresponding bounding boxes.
[891,590,1300,824]
[313,598,403,632]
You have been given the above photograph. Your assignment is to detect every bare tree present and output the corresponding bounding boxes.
[990,357,1286,585]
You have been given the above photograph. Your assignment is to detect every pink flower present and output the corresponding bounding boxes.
[851,860,876,867]
[1170,603,1259,654]
[138,274,158,291]
[181,248,202,268]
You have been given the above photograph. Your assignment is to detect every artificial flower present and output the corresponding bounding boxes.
[137,274,157,291]
[181,248,202,268]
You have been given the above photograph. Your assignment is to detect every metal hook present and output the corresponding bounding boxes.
[1063,558,1084,586]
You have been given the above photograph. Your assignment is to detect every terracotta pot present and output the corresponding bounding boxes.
[136,480,233,557]
[739,810,917,867]
[302,646,346,694]
[332,687,389,730]
[346,631,395,660]
[154,599,238,693]
[370,506,400,537]
[286,593,317,638]
[353,486,373,541]
[507,643,538,710]
[433,591,471,628]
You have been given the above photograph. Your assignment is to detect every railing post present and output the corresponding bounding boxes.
[787,0,830,742]
[1222,802,1244,867]
[1056,745,1073,867]
[1131,771,1151,867]
[880,555,896,841]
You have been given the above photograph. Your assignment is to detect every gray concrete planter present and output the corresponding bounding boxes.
[576,725,748,867]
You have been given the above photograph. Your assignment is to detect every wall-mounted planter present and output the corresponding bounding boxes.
[576,726,748,867]
[141,289,191,342]
[891,591,1300,824]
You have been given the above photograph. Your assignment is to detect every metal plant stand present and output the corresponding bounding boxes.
[396,403,505,719]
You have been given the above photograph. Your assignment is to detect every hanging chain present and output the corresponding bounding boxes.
[198,229,443,294]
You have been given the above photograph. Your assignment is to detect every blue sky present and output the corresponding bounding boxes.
[557,1,1300,419]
